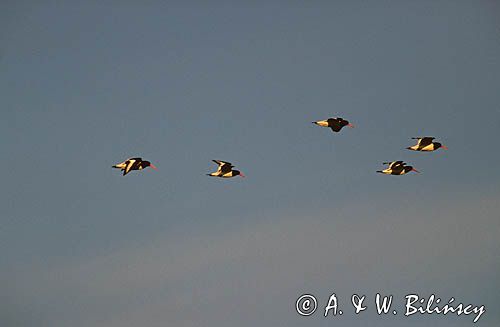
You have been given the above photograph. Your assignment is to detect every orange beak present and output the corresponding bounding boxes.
[347,123,355,128]
[441,145,448,150]
[411,168,420,173]
[239,172,246,178]
[150,164,158,170]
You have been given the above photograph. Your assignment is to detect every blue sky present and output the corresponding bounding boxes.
[1,1,500,326]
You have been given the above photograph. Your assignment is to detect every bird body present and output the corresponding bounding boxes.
[407,137,447,151]
[312,117,354,132]
[208,160,245,178]
[112,157,157,176]
[377,161,419,175]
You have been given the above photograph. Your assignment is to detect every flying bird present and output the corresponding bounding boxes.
[112,157,157,176]
[407,137,448,152]
[312,117,354,132]
[207,160,245,178]
[377,161,419,175]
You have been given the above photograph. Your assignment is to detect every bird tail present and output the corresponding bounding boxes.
[113,163,127,169]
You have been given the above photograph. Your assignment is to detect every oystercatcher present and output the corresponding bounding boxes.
[207,160,245,178]
[312,117,354,133]
[377,161,419,175]
[112,157,157,176]
[407,137,448,151]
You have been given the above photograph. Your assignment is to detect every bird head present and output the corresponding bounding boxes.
[406,166,420,174]
[143,161,158,170]
[435,142,448,150]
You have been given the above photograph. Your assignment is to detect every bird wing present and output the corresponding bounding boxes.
[327,118,341,132]
[329,117,349,132]
[388,161,405,169]
[213,159,232,167]
[113,157,140,169]
[382,161,400,167]
[413,137,434,147]
[212,160,233,174]
[391,165,405,174]
[123,159,137,176]
[329,125,342,132]
[220,164,233,174]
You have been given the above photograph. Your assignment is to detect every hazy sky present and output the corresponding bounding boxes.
[2,1,500,327]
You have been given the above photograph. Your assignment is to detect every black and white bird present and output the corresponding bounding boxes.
[377,161,419,175]
[407,137,448,152]
[112,157,157,176]
[312,117,354,132]
[207,160,245,178]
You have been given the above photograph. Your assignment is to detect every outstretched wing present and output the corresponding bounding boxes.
[383,161,405,169]
[113,157,142,175]
[212,160,234,174]
[213,159,232,166]
[412,137,434,147]
[328,117,349,132]
[329,125,342,132]
[328,118,342,132]
[123,159,137,176]
[113,157,139,169]
[390,164,405,174]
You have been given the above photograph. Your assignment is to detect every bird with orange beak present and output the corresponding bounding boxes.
[312,117,354,133]
[207,160,245,178]
[377,161,420,175]
[407,137,448,152]
[112,157,157,176]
